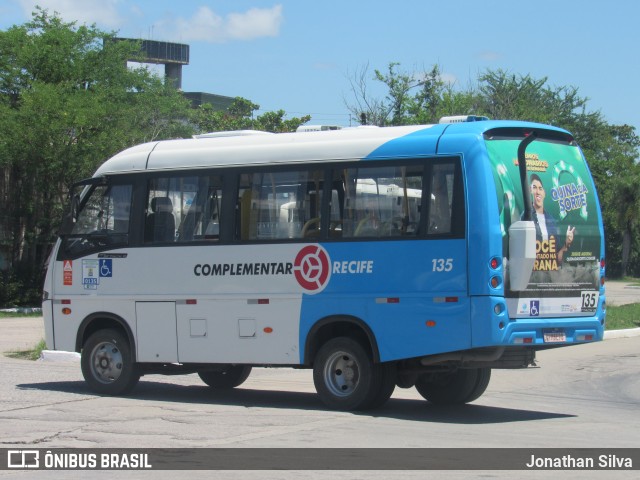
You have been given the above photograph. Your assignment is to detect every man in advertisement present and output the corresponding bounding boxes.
[530,173,575,268]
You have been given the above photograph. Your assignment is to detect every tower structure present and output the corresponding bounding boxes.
[113,38,189,89]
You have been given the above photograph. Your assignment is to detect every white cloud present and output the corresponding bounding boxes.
[158,4,284,43]
[17,0,124,28]
[226,6,283,40]
[15,1,284,43]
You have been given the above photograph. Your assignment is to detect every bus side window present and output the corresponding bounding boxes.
[337,164,423,239]
[71,184,132,236]
[187,178,223,242]
[428,163,456,235]
[72,185,132,236]
[235,169,323,242]
[60,183,132,258]
[145,175,222,244]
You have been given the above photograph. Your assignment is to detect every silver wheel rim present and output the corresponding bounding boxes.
[323,350,360,397]
[90,341,123,384]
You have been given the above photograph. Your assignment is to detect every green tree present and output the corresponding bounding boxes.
[0,9,193,303]
[588,124,640,277]
[346,63,446,126]
[191,97,310,133]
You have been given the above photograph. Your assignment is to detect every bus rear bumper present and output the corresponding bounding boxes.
[471,295,605,348]
[504,320,603,347]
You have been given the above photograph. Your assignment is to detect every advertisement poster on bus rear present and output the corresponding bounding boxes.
[485,138,601,316]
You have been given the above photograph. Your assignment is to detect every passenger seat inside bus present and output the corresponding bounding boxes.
[145,197,176,243]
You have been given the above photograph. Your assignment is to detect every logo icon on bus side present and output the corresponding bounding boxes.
[530,300,540,316]
[293,245,331,293]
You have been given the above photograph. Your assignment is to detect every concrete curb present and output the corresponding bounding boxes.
[39,350,80,363]
[603,327,640,339]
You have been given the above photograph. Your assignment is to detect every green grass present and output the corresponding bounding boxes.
[605,303,640,330]
[0,311,42,318]
[5,339,47,361]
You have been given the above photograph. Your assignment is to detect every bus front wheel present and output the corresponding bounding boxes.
[313,337,395,411]
[415,367,491,405]
[81,328,140,395]
[198,365,252,389]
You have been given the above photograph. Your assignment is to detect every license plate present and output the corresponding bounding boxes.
[543,329,566,343]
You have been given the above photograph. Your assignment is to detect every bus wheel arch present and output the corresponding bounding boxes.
[304,315,380,367]
[76,312,135,357]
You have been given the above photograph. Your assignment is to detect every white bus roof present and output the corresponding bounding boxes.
[93,120,570,177]
[93,125,435,176]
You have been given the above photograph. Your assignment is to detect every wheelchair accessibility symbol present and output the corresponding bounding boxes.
[99,259,112,277]
[530,300,540,317]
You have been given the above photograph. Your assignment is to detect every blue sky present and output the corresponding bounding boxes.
[1,0,639,133]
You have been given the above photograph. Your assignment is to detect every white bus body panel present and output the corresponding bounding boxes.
[51,244,304,364]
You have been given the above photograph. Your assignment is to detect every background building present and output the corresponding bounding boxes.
[113,37,235,110]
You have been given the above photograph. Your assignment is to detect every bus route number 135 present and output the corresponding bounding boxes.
[432,258,454,272]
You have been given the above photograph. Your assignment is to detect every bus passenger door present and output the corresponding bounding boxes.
[135,302,178,362]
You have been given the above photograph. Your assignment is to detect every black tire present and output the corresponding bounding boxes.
[313,337,392,411]
[366,361,397,409]
[81,328,140,395]
[198,365,252,389]
[415,368,491,405]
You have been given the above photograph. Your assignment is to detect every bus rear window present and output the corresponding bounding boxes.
[485,132,601,298]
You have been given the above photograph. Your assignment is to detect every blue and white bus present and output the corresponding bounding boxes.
[42,118,606,410]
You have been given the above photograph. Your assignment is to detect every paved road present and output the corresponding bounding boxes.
[1,300,639,479]
[606,280,640,307]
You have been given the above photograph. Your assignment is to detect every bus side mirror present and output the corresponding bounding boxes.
[60,194,80,235]
[508,220,536,291]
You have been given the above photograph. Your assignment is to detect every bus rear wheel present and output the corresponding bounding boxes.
[198,365,252,389]
[415,367,491,405]
[313,337,395,411]
[81,328,140,395]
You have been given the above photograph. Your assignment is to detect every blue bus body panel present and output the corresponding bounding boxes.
[363,124,446,159]
[299,239,469,363]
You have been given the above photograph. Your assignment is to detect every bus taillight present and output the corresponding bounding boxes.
[576,334,594,341]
